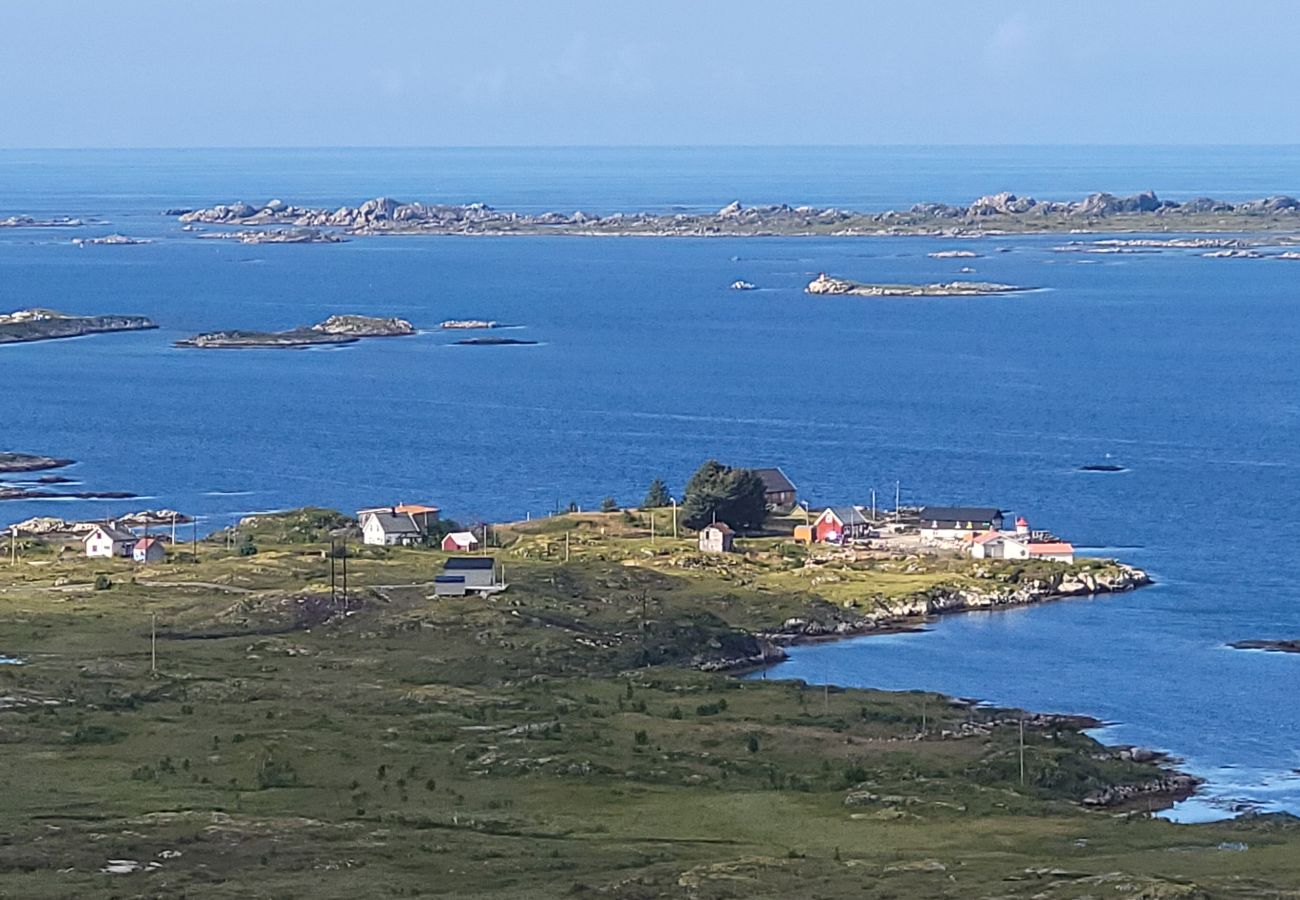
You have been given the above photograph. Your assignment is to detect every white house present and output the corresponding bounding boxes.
[132,537,166,564]
[441,531,479,552]
[84,523,136,558]
[969,517,1075,564]
[359,509,424,546]
[698,522,735,553]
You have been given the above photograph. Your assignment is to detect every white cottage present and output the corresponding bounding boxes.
[133,537,166,564]
[83,523,136,558]
[698,523,735,553]
[359,509,424,546]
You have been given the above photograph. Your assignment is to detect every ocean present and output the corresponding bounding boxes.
[1,146,1298,820]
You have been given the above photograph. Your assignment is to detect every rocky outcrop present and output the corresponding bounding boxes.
[440,320,499,330]
[311,315,414,337]
[0,215,83,228]
[169,191,1300,238]
[0,453,72,474]
[0,309,157,345]
[177,315,414,349]
[1082,774,1202,808]
[759,564,1151,645]
[72,234,151,247]
[1229,639,1300,654]
[806,273,1023,297]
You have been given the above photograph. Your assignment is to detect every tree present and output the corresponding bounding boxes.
[680,460,767,531]
[600,496,619,513]
[642,478,671,509]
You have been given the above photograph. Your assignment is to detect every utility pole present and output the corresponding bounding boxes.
[191,519,198,563]
[640,591,648,666]
[1019,718,1026,786]
[921,696,927,736]
[565,530,570,562]
[671,498,678,539]
[9,527,15,566]
[150,613,158,676]
[341,538,348,603]
[871,489,877,521]
[650,510,655,544]
[330,540,337,602]
[170,513,177,546]
[895,481,901,522]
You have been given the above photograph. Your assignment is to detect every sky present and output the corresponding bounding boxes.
[2,1,1299,148]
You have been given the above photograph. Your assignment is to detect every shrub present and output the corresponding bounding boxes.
[746,734,760,753]
[93,574,112,591]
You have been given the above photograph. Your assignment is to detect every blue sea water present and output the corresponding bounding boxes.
[1,146,1299,820]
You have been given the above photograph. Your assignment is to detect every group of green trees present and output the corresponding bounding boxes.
[633,461,767,532]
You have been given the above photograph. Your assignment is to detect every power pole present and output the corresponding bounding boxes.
[341,538,348,602]
[191,519,198,563]
[650,510,655,544]
[895,481,901,522]
[150,613,158,676]
[170,513,177,546]
[871,489,877,521]
[565,530,571,562]
[1019,718,1026,786]
[671,498,678,539]
[9,527,15,566]
[330,540,337,602]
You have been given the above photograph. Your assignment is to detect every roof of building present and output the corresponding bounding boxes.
[136,537,163,550]
[444,557,494,570]
[83,523,136,543]
[1015,516,1029,527]
[703,522,734,535]
[444,531,477,545]
[818,506,870,527]
[395,502,440,515]
[752,467,796,494]
[919,507,1004,524]
[434,574,466,583]
[1027,542,1075,555]
[362,510,422,535]
[972,530,1005,545]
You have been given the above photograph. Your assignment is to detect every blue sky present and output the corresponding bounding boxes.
[2,0,1298,148]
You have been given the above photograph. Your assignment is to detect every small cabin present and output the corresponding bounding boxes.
[441,531,479,552]
[698,522,735,554]
[442,556,496,589]
[132,537,166,564]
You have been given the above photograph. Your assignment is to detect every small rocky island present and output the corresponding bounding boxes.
[440,319,499,330]
[72,233,151,247]
[0,309,157,345]
[805,273,1024,297]
[171,190,1300,237]
[453,337,538,346]
[177,315,415,349]
[1229,639,1300,654]
[0,453,73,474]
[0,215,84,228]
[197,227,344,245]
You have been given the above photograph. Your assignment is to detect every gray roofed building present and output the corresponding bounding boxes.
[360,509,424,546]
[918,507,1005,538]
[751,467,798,512]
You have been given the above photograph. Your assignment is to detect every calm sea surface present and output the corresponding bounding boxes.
[1,146,1298,820]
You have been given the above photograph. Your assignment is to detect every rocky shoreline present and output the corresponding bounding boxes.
[169,190,1300,237]
[0,309,157,345]
[0,453,73,474]
[177,315,414,349]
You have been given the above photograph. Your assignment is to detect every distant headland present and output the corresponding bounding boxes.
[0,309,157,345]
[176,315,414,349]
[169,191,1300,238]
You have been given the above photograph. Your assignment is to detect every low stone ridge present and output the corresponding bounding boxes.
[177,315,414,349]
[1229,639,1300,654]
[72,234,151,247]
[196,227,344,244]
[0,215,84,228]
[453,337,539,346]
[0,453,73,474]
[805,273,1024,297]
[0,309,157,345]
[172,190,1300,237]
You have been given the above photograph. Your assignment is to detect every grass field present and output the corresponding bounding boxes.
[0,510,1297,898]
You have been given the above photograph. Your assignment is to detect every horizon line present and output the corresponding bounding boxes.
[5,142,1300,152]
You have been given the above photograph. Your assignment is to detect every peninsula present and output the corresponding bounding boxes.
[0,309,157,345]
[1229,639,1300,654]
[176,314,414,349]
[806,273,1024,297]
[0,453,73,474]
[172,190,1300,237]
[2,506,1294,897]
